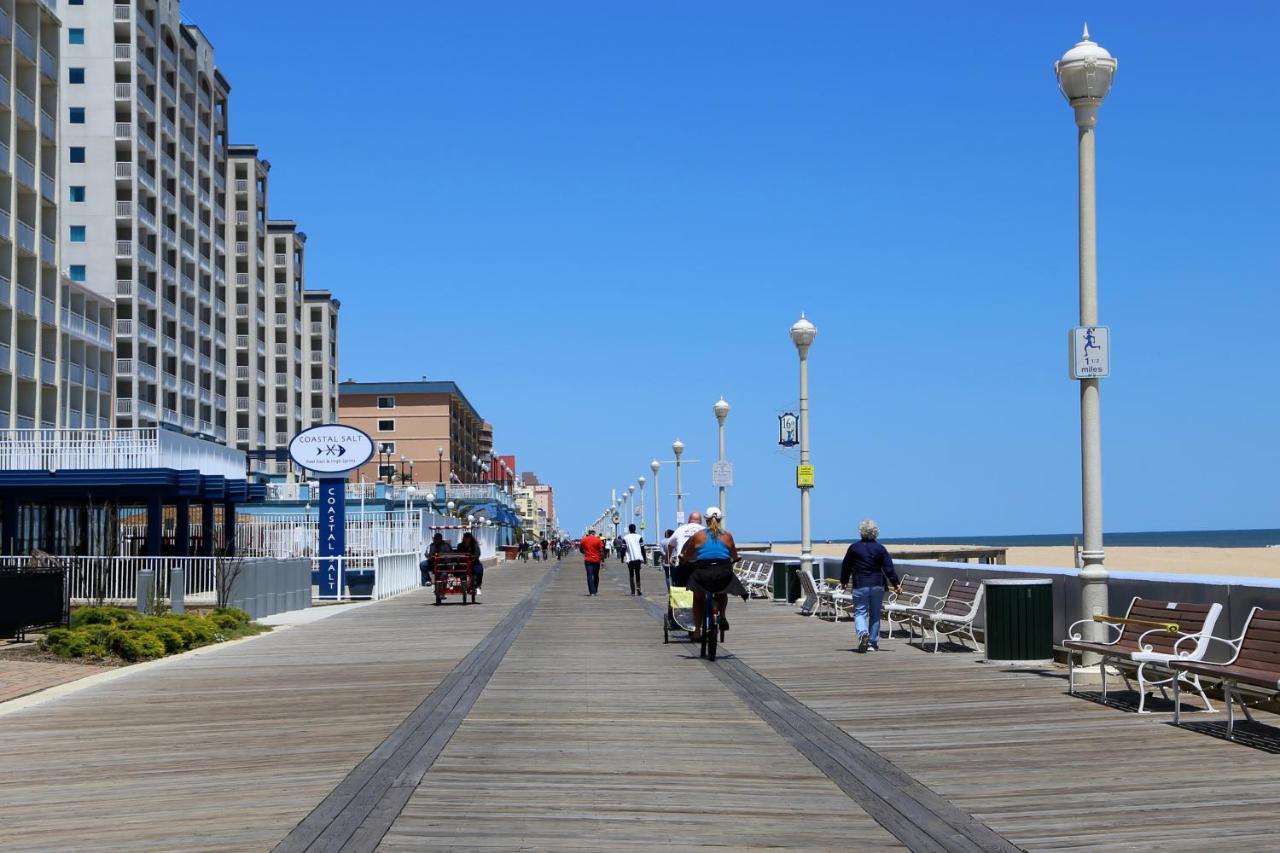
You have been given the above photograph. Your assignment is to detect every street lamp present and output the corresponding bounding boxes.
[437,446,444,484]
[650,459,661,536]
[627,483,635,529]
[1057,24,1118,648]
[404,485,416,513]
[790,313,817,584]
[446,500,456,518]
[672,439,684,518]
[637,475,647,535]
[713,396,730,517]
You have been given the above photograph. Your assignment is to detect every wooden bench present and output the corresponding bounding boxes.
[881,575,934,638]
[903,579,983,652]
[1064,597,1222,713]
[1170,606,1280,740]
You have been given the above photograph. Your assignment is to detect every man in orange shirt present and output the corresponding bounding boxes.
[579,529,605,596]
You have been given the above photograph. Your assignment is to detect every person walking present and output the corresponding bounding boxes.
[540,538,550,561]
[579,529,605,596]
[666,511,704,587]
[457,530,484,599]
[623,523,645,595]
[839,519,901,652]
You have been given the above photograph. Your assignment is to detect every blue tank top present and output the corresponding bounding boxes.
[696,530,731,561]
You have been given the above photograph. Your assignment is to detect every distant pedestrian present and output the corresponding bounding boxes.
[579,529,605,595]
[839,519,901,652]
[540,538,550,560]
[457,530,484,599]
[614,535,626,563]
[623,523,645,595]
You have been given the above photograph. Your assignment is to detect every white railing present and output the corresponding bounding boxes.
[1,556,219,604]
[371,553,419,600]
[236,511,428,560]
[0,428,245,479]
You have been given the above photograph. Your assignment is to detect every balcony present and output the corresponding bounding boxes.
[114,161,133,181]
[235,241,248,255]
[15,350,35,380]
[138,90,155,117]
[15,286,36,317]
[138,323,157,345]
[14,155,34,190]
[138,168,156,192]
[138,207,157,231]
[114,43,132,63]
[114,122,132,141]
[273,253,288,267]
[40,298,54,325]
[138,361,157,382]
[310,322,324,335]
[115,240,133,259]
[39,110,54,142]
[40,171,54,202]
[0,426,247,479]
[161,152,175,174]
[235,179,248,194]
[113,4,131,21]
[14,91,34,125]
[116,357,134,377]
[38,48,55,80]
[138,131,155,156]
[115,201,134,219]
[235,334,248,349]
[15,221,35,254]
[14,25,34,62]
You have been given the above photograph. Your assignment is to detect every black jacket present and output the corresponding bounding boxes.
[839,540,900,589]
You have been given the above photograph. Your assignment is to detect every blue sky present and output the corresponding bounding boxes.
[187,1,1279,539]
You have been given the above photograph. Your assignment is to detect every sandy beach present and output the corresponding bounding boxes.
[764,543,1280,579]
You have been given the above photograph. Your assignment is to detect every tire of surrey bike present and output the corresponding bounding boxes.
[663,625,669,644]
[699,631,708,659]
[707,628,717,661]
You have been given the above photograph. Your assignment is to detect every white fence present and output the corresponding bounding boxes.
[237,511,428,558]
[0,427,245,478]
[316,553,420,602]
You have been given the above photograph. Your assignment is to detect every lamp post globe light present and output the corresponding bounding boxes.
[650,459,661,537]
[405,485,416,513]
[436,446,444,484]
[1056,25,1117,650]
[790,313,817,586]
[713,396,730,516]
[627,483,636,528]
[672,439,685,517]
[446,500,456,518]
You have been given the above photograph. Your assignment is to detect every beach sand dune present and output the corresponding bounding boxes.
[767,543,1280,579]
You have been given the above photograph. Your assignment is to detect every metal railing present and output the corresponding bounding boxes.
[0,428,245,479]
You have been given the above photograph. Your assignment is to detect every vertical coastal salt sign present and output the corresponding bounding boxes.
[1069,326,1110,379]
[288,424,375,599]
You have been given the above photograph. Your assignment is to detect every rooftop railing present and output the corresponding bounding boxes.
[0,427,245,478]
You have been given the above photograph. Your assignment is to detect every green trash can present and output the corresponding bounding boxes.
[982,578,1053,664]
[771,562,801,604]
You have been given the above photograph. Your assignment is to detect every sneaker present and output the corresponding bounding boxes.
[857,633,869,653]
[476,588,482,597]
[868,645,879,652]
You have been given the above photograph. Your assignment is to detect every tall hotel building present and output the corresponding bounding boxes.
[225,144,339,476]
[0,1,113,431]
[59,0,230,440]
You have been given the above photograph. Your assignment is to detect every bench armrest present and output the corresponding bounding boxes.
[913,593,948,612]
[1137,627,1198,654]
[1067,618,1122,643]
[1172,632,1241,660]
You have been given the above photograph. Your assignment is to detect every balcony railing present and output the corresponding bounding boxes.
[113,4,131,21]
[14,91,34,124]
[14,155,34,189]
[39,48,55,80]
[0,427,245,479]
[114,43,132,62]
[14,25,34,62]
[115,161,133,180]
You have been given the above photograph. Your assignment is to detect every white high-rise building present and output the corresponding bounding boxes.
[225,145,338,476]
[0,0,114,431]
[59,0,230,441]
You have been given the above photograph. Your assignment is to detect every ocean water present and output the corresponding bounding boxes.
[808,529,1280,549]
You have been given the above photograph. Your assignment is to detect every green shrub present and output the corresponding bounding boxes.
[211,607,250,627]
[114,631,166,661]
[208,612,241,631]
[71,606,137,628]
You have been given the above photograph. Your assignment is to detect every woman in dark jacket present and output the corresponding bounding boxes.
[457,531,483,598]
[839,519,901,653]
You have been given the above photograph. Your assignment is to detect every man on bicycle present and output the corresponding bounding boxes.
[679,507,748,640]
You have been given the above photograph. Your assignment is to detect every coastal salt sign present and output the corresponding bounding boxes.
[287,424,374,475]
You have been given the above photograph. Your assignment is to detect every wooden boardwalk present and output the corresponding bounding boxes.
[2,555,1279,851]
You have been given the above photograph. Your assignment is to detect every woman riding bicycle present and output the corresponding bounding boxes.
[679,506,748,640]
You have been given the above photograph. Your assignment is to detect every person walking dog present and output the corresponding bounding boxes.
[839,519,901,652]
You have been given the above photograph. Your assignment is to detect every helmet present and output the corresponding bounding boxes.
[705,506,723,520]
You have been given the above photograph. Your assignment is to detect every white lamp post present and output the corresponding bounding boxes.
[650,459,661,537]
[672,439,684,518]
[404,485,416,514]
[790,313,817,584]
[627,483,635,530]
[446,500,456,518]
[1057,25,1117,650]
[637,475,646,535]
[713,396,730,516]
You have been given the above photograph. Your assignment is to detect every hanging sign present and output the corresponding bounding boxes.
[1068,326,1110,379]
[288,424,374,475]
[778,412,799,447]
[796,464,815,488]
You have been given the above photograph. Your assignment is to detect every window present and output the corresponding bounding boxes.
[69,186,86,202]
[69,68,85,84]
[378,464,396,480]
[69,147,85,163]
[377,419,395,432]
[377,396,395,409]
[378,441,395,454]
[69,265,86,282]
[69,107,85,124]
[69,226,86,242]
[68,28,85,45]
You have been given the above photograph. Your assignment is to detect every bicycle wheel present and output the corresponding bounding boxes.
[706,623,717,661]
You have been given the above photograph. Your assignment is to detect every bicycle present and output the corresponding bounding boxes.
[699,591,726,661]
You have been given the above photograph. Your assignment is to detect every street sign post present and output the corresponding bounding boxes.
[1069,326,1110,379]
[288,424,374,599]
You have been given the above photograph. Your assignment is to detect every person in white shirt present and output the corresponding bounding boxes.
[666,511,705,587]
[623,524,646,595]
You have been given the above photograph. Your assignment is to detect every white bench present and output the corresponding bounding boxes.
[904,579,984,652]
